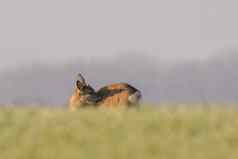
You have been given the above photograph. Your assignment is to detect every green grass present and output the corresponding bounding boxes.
[1,105,238,159]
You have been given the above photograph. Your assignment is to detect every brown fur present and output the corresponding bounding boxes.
[95,83,139,108]
[69,88,88,111]
[97,91,130,108]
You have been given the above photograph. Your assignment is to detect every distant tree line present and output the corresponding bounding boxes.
[0,51,238,106]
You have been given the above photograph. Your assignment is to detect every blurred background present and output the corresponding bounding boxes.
[0,0,238,106]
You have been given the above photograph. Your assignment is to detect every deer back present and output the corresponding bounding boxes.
[96,83,141,107]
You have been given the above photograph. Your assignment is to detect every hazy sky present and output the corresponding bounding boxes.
[1,0,238,70]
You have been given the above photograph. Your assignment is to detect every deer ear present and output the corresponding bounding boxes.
[77,73,86,84]
[76,80,85,89]
[76,73,86,89]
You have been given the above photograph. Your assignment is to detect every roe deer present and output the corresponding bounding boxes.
[69,73,141,110]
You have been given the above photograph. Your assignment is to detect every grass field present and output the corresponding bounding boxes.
[1,105,238,159]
